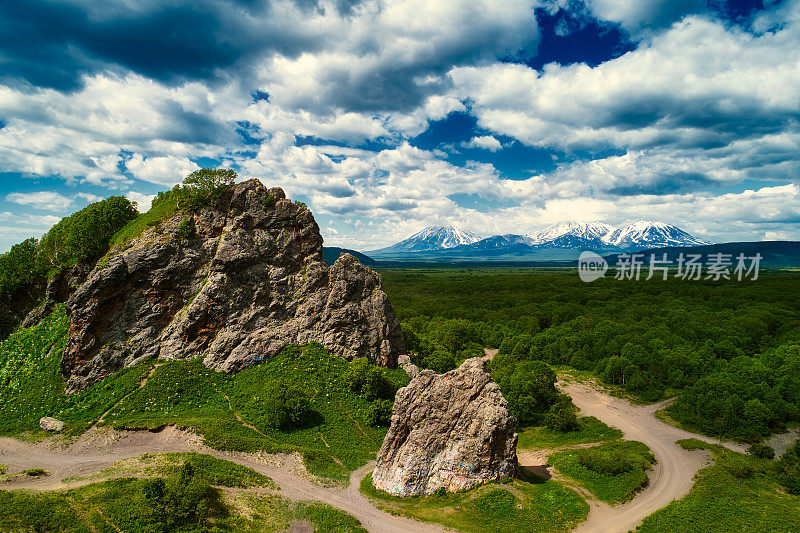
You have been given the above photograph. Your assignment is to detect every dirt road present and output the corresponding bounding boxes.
[555,380,746,533]
[0,427,446,533]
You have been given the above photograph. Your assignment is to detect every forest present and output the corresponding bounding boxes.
[382,268,800,442]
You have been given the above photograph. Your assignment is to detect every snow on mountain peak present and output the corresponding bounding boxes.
[528,221,616,244]
[374,225,481,253]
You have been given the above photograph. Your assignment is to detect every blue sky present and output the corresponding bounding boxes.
[1,0,799,251]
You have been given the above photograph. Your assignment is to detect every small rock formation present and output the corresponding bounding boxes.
[397,354,420,378]
[39,417,65,432]
[372,357,518,496]
[62,180,406,392]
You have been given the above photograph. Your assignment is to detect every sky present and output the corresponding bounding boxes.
[1,0,799,252]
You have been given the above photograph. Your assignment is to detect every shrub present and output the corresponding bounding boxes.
[341,357,394,401]
[747,443,775,460]
[367,399,393,426]
[259,381,314,431]
[777,439,800,494]
[176,218,195,240]
[544,396,579,432]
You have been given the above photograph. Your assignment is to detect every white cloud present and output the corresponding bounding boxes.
[5,191,73,211]
[463,135,503,151]
[125,154,200,186]
[126,191,156,212]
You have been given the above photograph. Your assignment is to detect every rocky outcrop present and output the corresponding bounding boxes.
[372,357,517,496]
[62,179,405,392]
[39,417,65,432]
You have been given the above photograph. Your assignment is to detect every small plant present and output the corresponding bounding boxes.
[293,200,307,208]
[262,194,277,208]
[21,468,48,477]
[747,443,775,460]
[176,218,195,240]
[179,168,236,211]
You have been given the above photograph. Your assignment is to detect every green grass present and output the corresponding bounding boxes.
[226,493,367,533]
[0,306,157,437]
[638,439,800,532]
[0,464,365,533]
[64,453,275,489]
[108,189,180,250]
[0,308,406,484]
[361,472,588,533]
[517,416,623,450]
[548,440,655,504]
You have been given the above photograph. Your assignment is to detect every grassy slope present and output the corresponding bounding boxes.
[108,189,180,250]
[638,439,800,532]
[0,454,364,533]
[0,306,156,437]
[517,416,623,450]
[548,440,656,504]
[0,310,405,483]
[361,473,588,533]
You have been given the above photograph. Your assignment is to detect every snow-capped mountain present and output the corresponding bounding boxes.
[467,234,535,251]
[528,222,616,245]
[367,220,710,259]
[607,221,711,249]
[370,226,481,254]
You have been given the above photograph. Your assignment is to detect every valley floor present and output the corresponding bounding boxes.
[1,373,768,533]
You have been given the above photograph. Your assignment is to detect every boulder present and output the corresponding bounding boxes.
[39,417,65,432]
[372,357,517,496]
[61,180,406,392]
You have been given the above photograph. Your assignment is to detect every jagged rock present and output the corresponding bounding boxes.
[372,357,518,496]
[62,179,406,392]
[39,417,65,432]
[397,354,420,378]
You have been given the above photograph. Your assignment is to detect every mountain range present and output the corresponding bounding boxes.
[367,221,712,261]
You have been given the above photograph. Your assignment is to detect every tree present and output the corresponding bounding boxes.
[497,360,560,427]
[180,168,236,211]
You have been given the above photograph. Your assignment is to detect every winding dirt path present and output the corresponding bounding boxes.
[549,380,747,533]
[0,426,446,533]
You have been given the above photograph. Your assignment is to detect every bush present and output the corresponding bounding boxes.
[176,218,195,240]
[367,399,393,426]
[747,443,775,460]
[544,395,579,432]
[777,439,800,494]
[259,381,314,431]
[341,357,394,401]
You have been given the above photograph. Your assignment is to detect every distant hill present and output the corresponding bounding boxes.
[322,247,377,266]
[603,241,800,268]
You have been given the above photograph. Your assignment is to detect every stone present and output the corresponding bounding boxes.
[39,417,65,432]
[61,179,406,392]
[372,357,518,496]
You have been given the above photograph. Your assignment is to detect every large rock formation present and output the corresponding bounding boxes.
[62,179,405,392]
[372,357,518,496]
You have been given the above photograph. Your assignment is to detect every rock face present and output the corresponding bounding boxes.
[62,179,405,392]
[372,357,517,496]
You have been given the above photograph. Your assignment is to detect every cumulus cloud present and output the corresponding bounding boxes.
[463,135,503,151]
[6,191,73,211]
